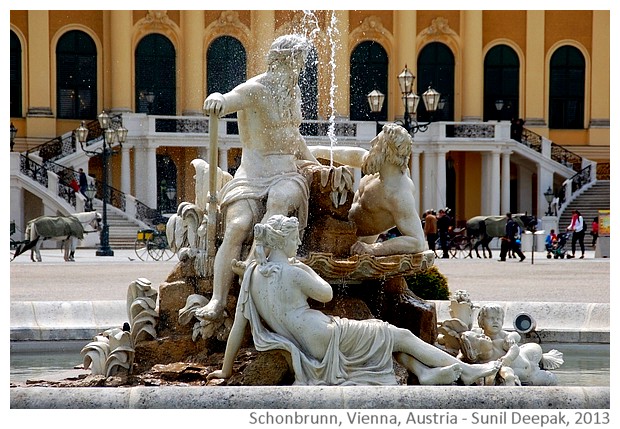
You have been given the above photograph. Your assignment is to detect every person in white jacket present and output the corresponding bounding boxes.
[566,209,585,259]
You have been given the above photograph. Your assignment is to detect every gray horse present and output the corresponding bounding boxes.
[466,214,537,258]
[13,212,101,262]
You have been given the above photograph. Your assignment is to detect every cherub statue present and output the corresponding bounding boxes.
[206,214,500,386]
[458,303,563,386]
[459,330,562,386]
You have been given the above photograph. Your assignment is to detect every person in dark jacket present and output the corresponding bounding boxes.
[499,212,525,262]
[437,209,451,259]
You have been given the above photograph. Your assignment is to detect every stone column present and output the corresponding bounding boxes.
[480,153,490,214]
[109,10,133,113]
[121,145,131,195]
[524,11,546,128]
[219,148,228,173]
[145,146,158,208]
[331,10,350,119]
[251,10,275,76]
[490,151,501,215]
[436,150,447,211]
[394,11,417,119]
[422,152,435,211]
[589,11,610,141]
[182,11,204,116]
[461,10,483,121]
[26,11,55,138]
[517,164,533,215]
[411,151,421,214]
[537,163,554,219]
[501,151,511,214]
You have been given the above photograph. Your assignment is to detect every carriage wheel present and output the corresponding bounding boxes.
[157,235,175,261]
[450,235,472,258]
[134,239,150,261]
[147,236,165,261]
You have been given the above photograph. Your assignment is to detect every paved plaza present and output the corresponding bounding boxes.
[9,247,610,304]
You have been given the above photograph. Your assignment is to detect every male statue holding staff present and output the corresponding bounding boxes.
[198,34,320,321]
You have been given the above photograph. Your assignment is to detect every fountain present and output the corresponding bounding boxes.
[10,19,609,410]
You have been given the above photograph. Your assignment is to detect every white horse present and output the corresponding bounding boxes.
[17,212,101,262]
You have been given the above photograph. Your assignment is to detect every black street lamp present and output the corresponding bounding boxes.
[84,182,97,212]
[395,65,441,135]
[544,186,555,216]
[75,111,128,256]
[166,186,177,213]
[10,122,17,152]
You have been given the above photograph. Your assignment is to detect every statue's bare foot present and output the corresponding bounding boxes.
[194,299,225,320]
[460,360,502,386]
[231,259,247,277]
[417,363,462,385]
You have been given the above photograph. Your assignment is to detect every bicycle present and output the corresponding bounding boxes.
[134,224,175,261]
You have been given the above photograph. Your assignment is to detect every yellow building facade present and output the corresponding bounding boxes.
[10,10,610,225]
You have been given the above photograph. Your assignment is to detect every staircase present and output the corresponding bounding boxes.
[558,180,610,232]
[91,200,146,249]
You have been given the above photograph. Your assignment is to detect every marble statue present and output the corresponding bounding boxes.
[310,123,425,256]
[197,34,320,322]
[459,331,562,386]
[206,214,500,386]
[458,303,563,386]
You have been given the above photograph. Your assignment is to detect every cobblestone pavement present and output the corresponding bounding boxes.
[10,248,609,303]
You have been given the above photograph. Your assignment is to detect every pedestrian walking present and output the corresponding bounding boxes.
[78,168,88,195]
[590,216,599,248]
[437,209,451,259]
[424,209,438,253]
[498,212,526,262]
[566,209,585,259]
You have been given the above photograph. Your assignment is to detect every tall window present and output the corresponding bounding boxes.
[56,30,97,119]
[300,46,318,121]
[350,41,388,121]
[207,36,245,134]
[484,45,519,121]
[135,34,176,115]
[207,36,246,96]
[417,42,454,122]
[549,46,585,129]
[10,30,22,118]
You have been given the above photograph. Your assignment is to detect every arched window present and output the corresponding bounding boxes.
[56,30,97,119]
[300,46,318,121]
[10,30,22,118]
[207,36,246,134]
[484,45,519,121]
[207,36,246,96]
[350,41,388,121]
[135,34,176,115]
[156,154,177,213]
[417,42,454,122]
[549,46,585,129]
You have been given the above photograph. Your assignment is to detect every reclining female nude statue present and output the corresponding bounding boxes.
[207,214,500,386]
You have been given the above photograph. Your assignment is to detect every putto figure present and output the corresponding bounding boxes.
[198,34,320,321]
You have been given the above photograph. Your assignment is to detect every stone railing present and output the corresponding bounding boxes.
[19,154,76,209]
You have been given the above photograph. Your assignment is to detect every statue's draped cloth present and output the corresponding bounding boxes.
[219,172,310,231]
[238,261,398,386]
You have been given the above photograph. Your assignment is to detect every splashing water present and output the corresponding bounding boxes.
[300,10,340,167]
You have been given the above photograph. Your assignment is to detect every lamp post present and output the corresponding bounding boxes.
[495,99,504,121]
[84,182,97,212]
[10,122,17,152]
[367,89,385,134]
[395,65,441,135]
[166,186,177,213]
[75,111,128,256]
[544,186,555,216]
